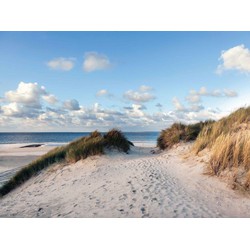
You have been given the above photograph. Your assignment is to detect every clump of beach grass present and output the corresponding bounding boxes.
[193,107,250,154]
[157,121,212,150]
[103,129,133,153]
[0,129,132,197]
[193,107,250,190]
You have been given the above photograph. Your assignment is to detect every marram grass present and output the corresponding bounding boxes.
[0,129,132,197]
[193,107,250,190]
[157,121,213,150]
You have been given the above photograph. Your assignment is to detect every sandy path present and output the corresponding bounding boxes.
[1,144,250,218]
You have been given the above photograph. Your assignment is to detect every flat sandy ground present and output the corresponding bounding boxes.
[1,143,250,218]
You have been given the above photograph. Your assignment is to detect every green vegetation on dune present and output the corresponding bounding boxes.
[0,129,132,197]
[157,121,213,150]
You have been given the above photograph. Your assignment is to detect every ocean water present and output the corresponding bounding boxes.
[0,132,159,146]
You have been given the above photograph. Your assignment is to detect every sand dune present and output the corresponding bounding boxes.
[0,144,55,188]
[1,143,250,218]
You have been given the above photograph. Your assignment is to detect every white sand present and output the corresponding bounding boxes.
[0,144,55,187]
[1,143,250,218]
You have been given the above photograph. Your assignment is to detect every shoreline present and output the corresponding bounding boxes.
[0,144,57,188]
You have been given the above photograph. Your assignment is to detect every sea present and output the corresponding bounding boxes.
[0,132,159,147]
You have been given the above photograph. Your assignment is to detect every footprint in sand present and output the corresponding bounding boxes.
[119,194,128,201]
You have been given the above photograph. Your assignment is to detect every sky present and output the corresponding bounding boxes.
[0,31,250,132]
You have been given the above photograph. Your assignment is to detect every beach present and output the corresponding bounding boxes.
[0,144,56,187]
[1,142,250,218]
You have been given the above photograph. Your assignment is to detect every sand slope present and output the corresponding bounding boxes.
[0,144,55,188]
[1,144,250,218]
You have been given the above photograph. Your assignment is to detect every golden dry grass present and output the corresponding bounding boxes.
[157,121,213,150]
[193,107,250,190]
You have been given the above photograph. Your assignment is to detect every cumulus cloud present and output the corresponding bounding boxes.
[123,85,156,103]
[1,102,42,118]
[1,82,59,120]
[47,57,75,71]
[63,99,80,111]
[43,94,58,104]
[186,86,238,104]
[5,82,46,107]
[217,44,250,74]
[83,52,111,72]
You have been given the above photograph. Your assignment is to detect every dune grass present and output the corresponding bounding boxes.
[157,121,212,150]
[103,129,133,153]
[0,129,132,197]
[193,107,250,190]
[193,107,250,154]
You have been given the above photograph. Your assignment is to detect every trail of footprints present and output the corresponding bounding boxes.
[104,155,217,218]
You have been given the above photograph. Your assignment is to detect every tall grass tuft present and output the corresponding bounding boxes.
[0,129,132,197]
[193,107,250,154]
[66,136,104,163]
[192,107,250,190]
[103,129,132,153]
[157,121,212,150]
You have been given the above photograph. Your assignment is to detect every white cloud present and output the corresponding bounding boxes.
[186,86,238,104]
[1,102,42,118]
[96,89,113,98]
[123,85,156,103]
[124,91,155,103]
[125,104,146,118]
[43,94,58,104]
[172,97,186,111]
[5,82,46,107]
[83,52,111,72]
[63,99,80,111]
[47,57,75,71]
[186,94,201,103]
[217,44,250,73]
[96,89,108,96]
[2,102,21,117]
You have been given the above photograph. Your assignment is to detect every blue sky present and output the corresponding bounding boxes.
[0,32,250,131]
